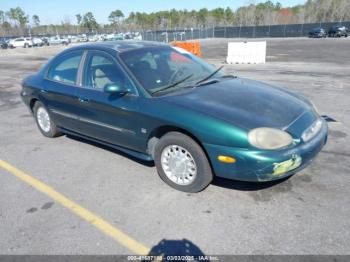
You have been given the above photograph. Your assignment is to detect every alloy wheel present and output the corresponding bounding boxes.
[37,107,51,133]
[161,145,197,185]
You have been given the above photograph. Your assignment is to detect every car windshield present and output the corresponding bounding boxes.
[119,46,222,96]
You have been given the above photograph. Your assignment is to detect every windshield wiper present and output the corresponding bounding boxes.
[195,66,224,86]
[193,79,220,88]
[151,74,193,95]
[193,73,237,88]
[221,74,237,79]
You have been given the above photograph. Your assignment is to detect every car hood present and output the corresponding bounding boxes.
[161,78,312,130]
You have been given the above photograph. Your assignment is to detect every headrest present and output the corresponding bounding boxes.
[94,68,106,78]
[134,61,151,71]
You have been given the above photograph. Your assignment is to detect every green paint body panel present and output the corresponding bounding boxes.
[203,119,327,181]
[21,42,329,182]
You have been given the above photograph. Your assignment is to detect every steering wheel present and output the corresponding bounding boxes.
[168,67,186,84]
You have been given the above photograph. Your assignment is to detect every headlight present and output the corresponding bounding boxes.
[248,127,293,150]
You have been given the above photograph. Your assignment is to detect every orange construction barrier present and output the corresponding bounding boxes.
[171,41,202,57]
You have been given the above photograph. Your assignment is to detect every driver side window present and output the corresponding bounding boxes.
[84,52,135,93]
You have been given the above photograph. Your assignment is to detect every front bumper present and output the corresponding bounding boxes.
[204,119,328,182]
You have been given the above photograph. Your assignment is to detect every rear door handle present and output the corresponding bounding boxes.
[40,89,48,93]
[78,97,89,103]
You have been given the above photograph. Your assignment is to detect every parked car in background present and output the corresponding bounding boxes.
[32,37,44,47]
[62,36,71,44]
[309,27,327,38]
[41,37,50,46]
[48,36,69,45]
[133,32,142,40]
[125,32,143,40]
[21,41,328,192]
[104,34,116,41]
[98,34,106,41]
[124,32,133,40]
[328,25,348,37]
[115,33,124,40]
[8,37,33,48]
[0,39,8,49]
[78,35,88,42]
[104,33,124,41]
[68,35,79,43]
[88,34,99,42]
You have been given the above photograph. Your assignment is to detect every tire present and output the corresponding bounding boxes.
[33,101,61,138]
[154,132,213,193]
[24,43,28,48]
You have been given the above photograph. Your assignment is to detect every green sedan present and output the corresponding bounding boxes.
[21,41,328,192]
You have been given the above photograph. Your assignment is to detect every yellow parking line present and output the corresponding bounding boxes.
[0,159,150,255]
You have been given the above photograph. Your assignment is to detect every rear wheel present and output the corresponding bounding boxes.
[24,43,28,48]
[33,101,61,138]
[154,132,213,193]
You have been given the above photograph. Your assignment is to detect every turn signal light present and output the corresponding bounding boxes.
[218,155,236,163]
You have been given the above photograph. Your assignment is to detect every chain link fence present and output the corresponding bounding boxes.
[140,21,350,42]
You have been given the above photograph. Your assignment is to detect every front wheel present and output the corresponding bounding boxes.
[154,132,213,193]
[33,101,61,138]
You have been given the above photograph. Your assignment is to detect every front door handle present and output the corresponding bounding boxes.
[78,97,89,103]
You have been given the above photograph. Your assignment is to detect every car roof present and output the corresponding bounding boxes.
[68,41,169,53]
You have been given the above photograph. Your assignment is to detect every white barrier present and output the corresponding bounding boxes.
[226,41,266,64]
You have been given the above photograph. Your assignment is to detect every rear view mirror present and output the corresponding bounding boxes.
[103,83,128,95]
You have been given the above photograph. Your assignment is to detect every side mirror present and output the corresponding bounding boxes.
[103,83,128,95]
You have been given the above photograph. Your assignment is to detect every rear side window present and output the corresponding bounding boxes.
[47,51,83,85]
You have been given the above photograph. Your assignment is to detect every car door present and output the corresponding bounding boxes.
[41,50,84,132]
[50,37,59,45]
[14,38,23,47]
[74,50,143,151]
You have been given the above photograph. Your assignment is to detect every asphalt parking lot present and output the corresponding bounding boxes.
[0,38,349,255]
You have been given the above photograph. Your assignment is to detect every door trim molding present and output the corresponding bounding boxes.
[50,109,135,135]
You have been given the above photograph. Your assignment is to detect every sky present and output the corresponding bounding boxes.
[0,0,307,24]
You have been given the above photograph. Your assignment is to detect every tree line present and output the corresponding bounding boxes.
[1,0,350,36]
[126,0,350,29]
